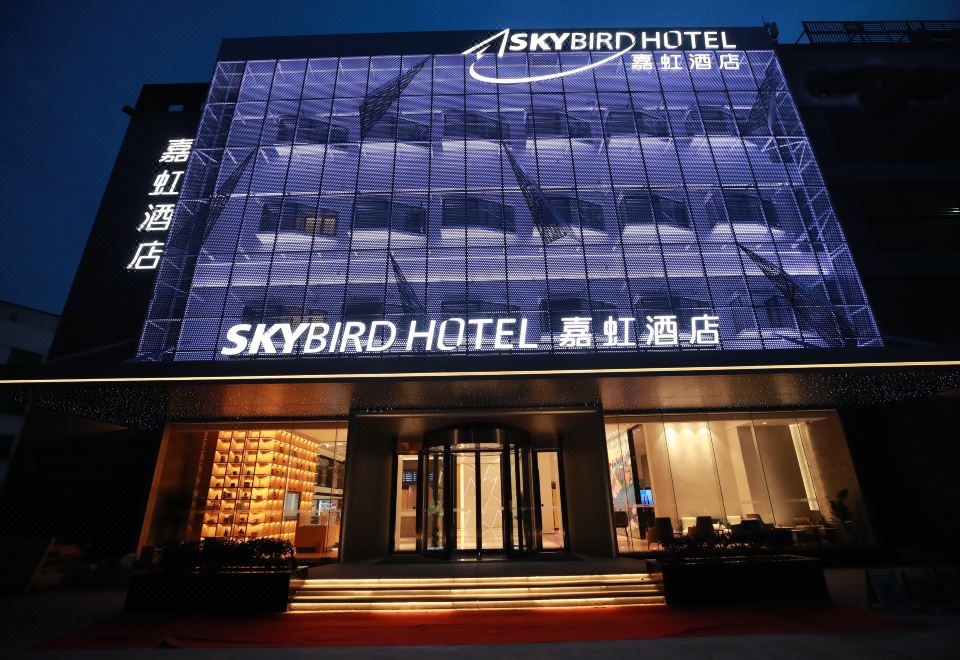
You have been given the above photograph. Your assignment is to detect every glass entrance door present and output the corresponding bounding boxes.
[453,449,504,557]
[418,427,536,558]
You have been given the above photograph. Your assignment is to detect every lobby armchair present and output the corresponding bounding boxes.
[691,516,716,541]
[647,517,676,550]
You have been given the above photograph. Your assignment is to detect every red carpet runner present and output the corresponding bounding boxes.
[37,603,904,650]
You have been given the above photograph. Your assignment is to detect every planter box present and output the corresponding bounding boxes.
[658,555,828,605]
[125,570,291,613]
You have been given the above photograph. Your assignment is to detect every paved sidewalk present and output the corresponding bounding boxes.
[2,568,957,659]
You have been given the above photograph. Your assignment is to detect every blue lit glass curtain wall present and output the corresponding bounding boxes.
[137,49,881,361]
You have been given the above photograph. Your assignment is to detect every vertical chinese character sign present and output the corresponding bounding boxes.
[127,139,193,270]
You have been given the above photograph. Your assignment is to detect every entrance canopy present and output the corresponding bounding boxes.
[2,352,958,429]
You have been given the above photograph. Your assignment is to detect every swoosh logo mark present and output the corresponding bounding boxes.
[463,30,637,85]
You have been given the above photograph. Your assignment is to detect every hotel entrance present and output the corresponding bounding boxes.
[420,427,536,558]
[393,425,568,559]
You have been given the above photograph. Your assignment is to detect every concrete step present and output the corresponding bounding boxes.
[289,572,665,612]
[293,585,663,601]
[289,594,665,612]
[298,572,661,589]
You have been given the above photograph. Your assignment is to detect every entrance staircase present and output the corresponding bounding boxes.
[289,572,665,612]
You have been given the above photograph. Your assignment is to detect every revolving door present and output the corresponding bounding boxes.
[420,427,536,558]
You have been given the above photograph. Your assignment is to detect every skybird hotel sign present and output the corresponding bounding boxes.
[221,314,722,357]
[462,28,742,84]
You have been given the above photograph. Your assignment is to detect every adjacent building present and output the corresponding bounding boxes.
[0,301,58,489]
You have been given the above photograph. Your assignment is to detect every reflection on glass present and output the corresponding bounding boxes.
[605,420,641,553]
[393,454,418,551]
[751,413,821,526]
[537,451,565,550]
[455,453,477,551]
[424,450,444,551]
[509,444,535,553]
[509,447,521,551]
[479,452,503,550]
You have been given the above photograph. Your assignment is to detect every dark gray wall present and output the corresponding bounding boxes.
[559,413,616,557]
[339,419,394,562]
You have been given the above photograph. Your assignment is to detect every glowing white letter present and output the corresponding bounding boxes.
[221,324,251,356]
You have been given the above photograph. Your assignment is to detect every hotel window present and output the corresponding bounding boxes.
[706,190,781,229]
[604,411,869,553]
[605,109,669,138]
[139,422,349,561]
[547,196,604,232]
[760,295,796,330]
[444,111,510,141]
[259,200,337,236]
[690,105,738,136]
[618,193,691,230]
[525,109,592,139]
[277,114,350,144]
[603,109,637,136]
[342,299,384,323]
[636,109,670,137]
[355,196,427,234]
[242,302,326,325]
[442,196,517,232]
[365,114,431,142]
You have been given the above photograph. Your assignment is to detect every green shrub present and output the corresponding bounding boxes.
[661,528,788,561]
[158,537,294,572]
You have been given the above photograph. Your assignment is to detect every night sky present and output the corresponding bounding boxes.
[1,0,957,314]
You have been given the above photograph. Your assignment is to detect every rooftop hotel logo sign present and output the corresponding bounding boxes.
[461,29,738,84]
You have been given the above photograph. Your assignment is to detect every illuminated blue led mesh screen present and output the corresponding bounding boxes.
[137,49,881,361]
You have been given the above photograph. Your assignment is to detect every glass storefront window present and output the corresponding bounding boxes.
[661,416,726,535]
[139,421,349,561]
[750,412,821,527]
[707,414,774,528]
[604,410,868,552]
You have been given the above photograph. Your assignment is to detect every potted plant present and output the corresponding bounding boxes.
[125,537,296,613]
[827,489,856,545]
[427,501,443,550]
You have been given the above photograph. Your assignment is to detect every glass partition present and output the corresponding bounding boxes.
[423,449,445,553]
[605,410,869,552]
[536,451,565,550]
[393,454,419,551]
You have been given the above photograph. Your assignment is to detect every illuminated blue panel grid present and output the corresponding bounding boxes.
[137,49,881,361]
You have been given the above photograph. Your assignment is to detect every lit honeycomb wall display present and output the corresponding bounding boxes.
[201,429,318,541]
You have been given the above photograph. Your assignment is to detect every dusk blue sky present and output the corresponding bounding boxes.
[2,0,958,314]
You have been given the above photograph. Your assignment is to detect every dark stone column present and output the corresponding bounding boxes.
[559,413,616,557]
[339,418,394,563]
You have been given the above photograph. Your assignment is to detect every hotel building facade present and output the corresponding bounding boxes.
[2,24,958,566]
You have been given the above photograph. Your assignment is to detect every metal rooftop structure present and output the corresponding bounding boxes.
[799,20,960,45]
